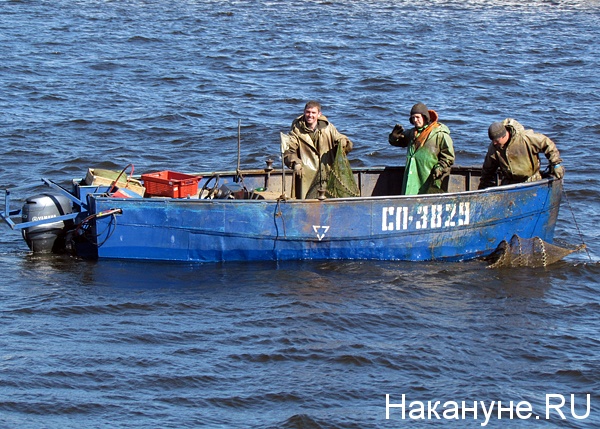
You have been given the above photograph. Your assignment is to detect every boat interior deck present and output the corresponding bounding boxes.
[188,165,485,200]
[76,165,488,201]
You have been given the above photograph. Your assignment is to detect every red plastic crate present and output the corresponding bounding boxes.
[141,171,201,198]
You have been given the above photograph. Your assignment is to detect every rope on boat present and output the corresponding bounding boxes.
[562,186,592,261]
[74,208,123,247]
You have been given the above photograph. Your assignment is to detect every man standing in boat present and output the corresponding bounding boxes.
[283,101,353,199]
[388,102,455,195]
[478,119,564,189]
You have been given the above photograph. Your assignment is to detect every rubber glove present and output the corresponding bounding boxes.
[432,166,444,179]
[553,164,565,179]
[293,162,303,177]
[391,124,405,139]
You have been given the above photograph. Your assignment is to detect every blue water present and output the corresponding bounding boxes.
[1,1,599,428]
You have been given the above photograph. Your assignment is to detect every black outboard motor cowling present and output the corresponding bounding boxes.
[21,193,73,253]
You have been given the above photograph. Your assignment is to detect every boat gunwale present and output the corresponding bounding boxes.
[91,176,561,204]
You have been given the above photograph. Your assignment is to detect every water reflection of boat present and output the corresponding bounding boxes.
[1,164,562,263]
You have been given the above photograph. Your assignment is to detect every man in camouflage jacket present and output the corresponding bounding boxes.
[284,101,352,199]
[478,118,564,189]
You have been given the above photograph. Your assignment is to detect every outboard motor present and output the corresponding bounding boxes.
[21,193,73,253]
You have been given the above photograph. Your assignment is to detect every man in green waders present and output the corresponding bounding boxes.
[388,102,455,195]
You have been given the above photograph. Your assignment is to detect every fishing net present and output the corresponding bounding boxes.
[324,143,360,198]
[325,145,360,198]
[304,142,360,199]
[484,234,585,268]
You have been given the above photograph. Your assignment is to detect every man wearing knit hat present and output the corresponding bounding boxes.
[478,118,564,189]
[388,102,455,195]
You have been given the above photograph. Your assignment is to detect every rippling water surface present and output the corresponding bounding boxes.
[1,1,599,428]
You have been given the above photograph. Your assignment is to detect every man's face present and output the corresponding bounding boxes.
[410,113,425,129]
[492,133,510,149]
[303,106,320,128]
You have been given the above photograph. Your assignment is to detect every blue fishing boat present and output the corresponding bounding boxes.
[1,163,563,263]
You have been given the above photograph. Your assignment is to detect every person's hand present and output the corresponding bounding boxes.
[340,139,352,153]
[293,162,303,177]
[432,166,444,179]
[391,124,404,139]
[552,164,565,179]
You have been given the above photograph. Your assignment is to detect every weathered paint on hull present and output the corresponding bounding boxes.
[88,178,562,263]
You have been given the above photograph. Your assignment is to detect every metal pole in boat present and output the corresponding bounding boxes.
[281,153,286,198]
[236,119,241,180]
[279,132,289,199]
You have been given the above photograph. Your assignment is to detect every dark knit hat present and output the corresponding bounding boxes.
[410,102,430,123]
[488,122,507,140]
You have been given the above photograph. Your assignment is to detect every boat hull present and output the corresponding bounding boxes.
[88,178,562,263]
